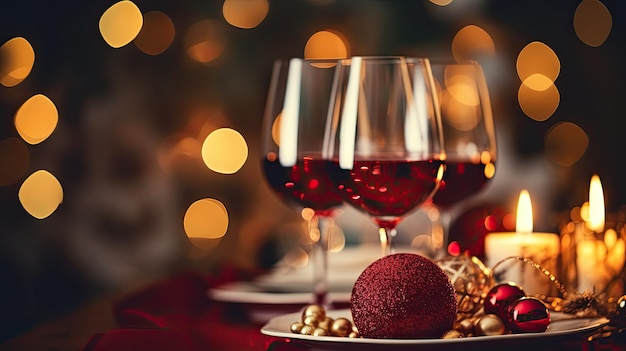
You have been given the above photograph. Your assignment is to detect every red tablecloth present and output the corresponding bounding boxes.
[80,268,625,351]
[80,267,296,351]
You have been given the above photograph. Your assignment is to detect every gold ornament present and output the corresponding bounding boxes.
[330,317,353,337]
[442,329,463,339]
[474,314,506,336]
[318,316,333,330]
[313,327,329,336]
[455,316,477,336]
[437,254,494,320]
[290,304,361,338]
[302,304,326,320]
[303,314,320,327]
[300,325,315,335]
[290,322,304,333]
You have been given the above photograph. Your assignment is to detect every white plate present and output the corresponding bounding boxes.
[209,281,351,305]
[208,282,351,324]
[252,244,415,293]
[261,309,610,351]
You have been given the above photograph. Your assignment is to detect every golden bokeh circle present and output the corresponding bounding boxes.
[134,11,175,55]
[0,37,35,87]
[99,1,144,48]
[304,30,349,60]
[574,0,612,47]
[545,122,588,167]
[451,25,495,62]
[518,79,560,121]
[14,94,59,145]
[19,170,63,219]
[201,128,248,174]
[516,41,560,83]
[222,0,269,29]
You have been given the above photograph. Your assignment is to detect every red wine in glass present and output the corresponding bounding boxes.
[431,161,494,210]
[327,159,444,228]
[262,155,343,217]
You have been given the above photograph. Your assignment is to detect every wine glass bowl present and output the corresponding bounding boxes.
[262,155,342,218]
[323,56,445,256]
[260,58,345,306]
[427,60,497,254]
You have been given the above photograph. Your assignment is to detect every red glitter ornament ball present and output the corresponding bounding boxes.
[484,283,526,321]
[506,297,550,333]
[350,253,457,339]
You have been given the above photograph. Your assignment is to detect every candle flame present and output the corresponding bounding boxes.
[588,174,605,232]
[516,189,533,233]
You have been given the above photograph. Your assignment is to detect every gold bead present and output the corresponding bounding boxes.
[303,314,320,327]
[301,304,326,321]
[330,317,352,337]
[348,331,360,338]
[456,317,475,336]
[290,322,304,334]
[442,330,463,339]
[313,327,329,336]
[300,325,315,335]
[318,317,333,330]
[474,314,506,336]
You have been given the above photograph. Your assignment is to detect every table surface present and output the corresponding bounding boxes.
[0,271,623,351]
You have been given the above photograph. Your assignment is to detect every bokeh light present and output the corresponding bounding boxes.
[451,25,495,62]
[516,41,560,84]
[440,89,480,132]
[518,79,560,121]
[443,65,480,106]
[545,121,589,167]
[99,1,144,48]
[438,65,481,132]
[0,137,30,186]
[184,19,225,64]
[18,170,63,219]
[304,30,349,59]
[14,94,59,145]
[522,73,554,91]
[201,128,248,174]
[328,223,346,253]
[516,42,561,121]
[429,0,454,6]
[0,37,35,87]
[281,247,309,269]
[184,198,229,248]
[271,112,281,146]
[134,11,175,55]
[574,0,612,47]
[222,0,269,29]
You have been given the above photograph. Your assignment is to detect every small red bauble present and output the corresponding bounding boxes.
[484,283,526,321]
[506,297,550,333]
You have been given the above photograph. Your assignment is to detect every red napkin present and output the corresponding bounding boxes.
[80,268,297,351]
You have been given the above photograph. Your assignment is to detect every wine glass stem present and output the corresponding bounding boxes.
[311,216,332,307]
[378,226,397,256]
[441,210,452,250]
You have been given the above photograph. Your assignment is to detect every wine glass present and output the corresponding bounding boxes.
[426,60,497,256]
[260,58,344,306]
[323,56,445,256]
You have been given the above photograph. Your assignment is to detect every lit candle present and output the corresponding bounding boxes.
[484,190,560,296]
[576,175,611,293]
